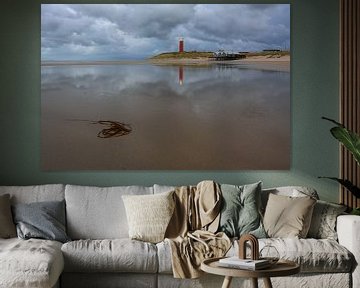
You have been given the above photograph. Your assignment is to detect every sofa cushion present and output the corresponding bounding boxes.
[263,193,316,238]
[236,238,353,273]
[218,182,266,238]
[156,240,173,274]
[0,184,65,204]
[61,239,158,273]
[261,186,319,213]
[0,238,64,288]
[307,200,347,240]
[65,185,153,239]
[12,200,70,243]
[262,238,353,273]
[122,191,175,243]
[158,237,353,274]
[0,194,16,238]
[153,184,176,194]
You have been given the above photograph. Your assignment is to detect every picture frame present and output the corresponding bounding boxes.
[41,4,290,170]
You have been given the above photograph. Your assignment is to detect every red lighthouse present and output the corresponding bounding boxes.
[179,37,184,53]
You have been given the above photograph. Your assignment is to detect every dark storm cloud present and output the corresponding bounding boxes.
[41,4,290,61]
[187,4,290,51]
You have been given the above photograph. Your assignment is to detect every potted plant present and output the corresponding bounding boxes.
[320,117,360,215]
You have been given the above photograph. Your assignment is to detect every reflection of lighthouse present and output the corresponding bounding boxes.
[178,66,184,85]
[179,37,184,53]
[178,38,184,85]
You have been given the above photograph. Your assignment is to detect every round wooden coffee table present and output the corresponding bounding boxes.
[201,257,300,288]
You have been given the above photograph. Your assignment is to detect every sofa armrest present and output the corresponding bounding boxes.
[337,215,360,288]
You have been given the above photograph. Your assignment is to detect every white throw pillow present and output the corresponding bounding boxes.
[122,191,175,243]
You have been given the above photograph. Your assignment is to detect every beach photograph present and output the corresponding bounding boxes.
[41,4,290,170]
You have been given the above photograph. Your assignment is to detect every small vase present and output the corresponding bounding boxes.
[259,245,280,264]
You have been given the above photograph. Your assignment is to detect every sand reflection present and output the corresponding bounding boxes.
[41,62,290,170]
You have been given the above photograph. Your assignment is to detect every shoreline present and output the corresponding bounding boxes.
[41,55,290,72]
[149,55,289,64]
[148,55,290,71]
[41,60,149,66]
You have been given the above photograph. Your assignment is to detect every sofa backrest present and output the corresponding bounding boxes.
[153,184,176,194]
[0,184,320,240]
[65,184,153,240]
[0,184,65,204]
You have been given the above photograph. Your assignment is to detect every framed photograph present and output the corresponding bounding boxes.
[41,4,290,170]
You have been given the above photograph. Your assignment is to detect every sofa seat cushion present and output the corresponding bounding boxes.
[61,239,158,273]
[0,238,64,288]
[260,238,353,272]
[232,238,353,273]
[157,238,353,274]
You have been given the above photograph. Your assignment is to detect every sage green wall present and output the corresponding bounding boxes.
[0,0,340,202]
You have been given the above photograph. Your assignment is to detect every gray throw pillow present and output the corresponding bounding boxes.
[307,200,347,240]
[218,182,266,238]
[0,194,17,238]
[12,200,70,243]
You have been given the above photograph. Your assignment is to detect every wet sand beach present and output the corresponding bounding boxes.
[41,59,290,170]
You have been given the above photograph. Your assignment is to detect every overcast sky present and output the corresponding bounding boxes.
[41,4,290,61]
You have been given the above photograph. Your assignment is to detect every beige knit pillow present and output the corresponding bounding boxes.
[263,193,316,238]
[0,194,17,238]
[122,191,175,243]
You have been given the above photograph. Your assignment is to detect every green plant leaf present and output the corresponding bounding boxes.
[322,117,360,165]
[351,208,360,215]
[330,127,360,165]
[322,117,344,127]
[318,177,360,198]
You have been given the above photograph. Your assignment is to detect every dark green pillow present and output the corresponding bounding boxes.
[12,200,70,243]
[218,182,266,238]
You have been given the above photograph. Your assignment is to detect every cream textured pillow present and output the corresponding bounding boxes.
[263,193,316,238]
[122,191,175,243]
[0,194,16,238]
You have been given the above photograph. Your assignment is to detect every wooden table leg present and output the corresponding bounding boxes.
[221,276,233,288]
[251,278,258,288]
[263,277,273,288]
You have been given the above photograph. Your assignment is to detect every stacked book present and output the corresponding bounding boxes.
[218,257,271,270]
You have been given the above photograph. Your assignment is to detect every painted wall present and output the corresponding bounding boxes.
[0,0,340,202]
